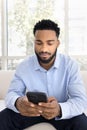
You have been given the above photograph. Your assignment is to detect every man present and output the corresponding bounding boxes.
[0,19,87,130]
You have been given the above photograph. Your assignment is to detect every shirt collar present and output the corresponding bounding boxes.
[33,55,43,71]
[53,51,60,69]
[33,51,60,71]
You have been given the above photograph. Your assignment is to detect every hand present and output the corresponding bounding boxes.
[38,97,61,120]
[15,96,41,117]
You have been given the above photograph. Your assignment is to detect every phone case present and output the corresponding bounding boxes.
[26,92,47,104]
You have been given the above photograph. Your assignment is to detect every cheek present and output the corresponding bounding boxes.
[51,46,57,52]
[34,45,41,52]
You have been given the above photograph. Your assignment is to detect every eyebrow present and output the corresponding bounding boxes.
[35,40,55,42]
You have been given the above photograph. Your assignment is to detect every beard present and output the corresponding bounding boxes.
[35,49,57,64]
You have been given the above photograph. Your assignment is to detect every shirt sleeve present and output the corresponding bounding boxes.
[57,60,87,119]
[5,65,26,113]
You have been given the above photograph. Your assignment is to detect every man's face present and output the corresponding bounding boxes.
[34,30,60,64]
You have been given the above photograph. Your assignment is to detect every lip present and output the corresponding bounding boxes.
[40,53,49,58]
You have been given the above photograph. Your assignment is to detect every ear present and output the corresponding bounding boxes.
[57,39,60,48]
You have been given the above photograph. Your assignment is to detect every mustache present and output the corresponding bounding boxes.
[39,51,51,55]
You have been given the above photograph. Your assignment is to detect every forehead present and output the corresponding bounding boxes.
[35,30,57,39]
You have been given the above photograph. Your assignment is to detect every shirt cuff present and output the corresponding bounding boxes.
[58,102,70,119]
[5,95,20,113]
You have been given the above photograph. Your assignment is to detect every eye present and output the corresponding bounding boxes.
[47,41,54,45]
[35,41,42,45]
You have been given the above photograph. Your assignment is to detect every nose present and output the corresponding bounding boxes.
[41,44,48,52]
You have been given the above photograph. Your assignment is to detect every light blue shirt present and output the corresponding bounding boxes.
[5,52,87,119]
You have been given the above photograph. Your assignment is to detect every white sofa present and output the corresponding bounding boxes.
[0,70,87,130]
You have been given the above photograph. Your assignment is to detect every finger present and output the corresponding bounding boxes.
[38,102,52,107]
[41,112,53,120]
[25,96,38,107]
[48,97,56,102]
[22,107,41,116]
[42,107,56,117]
[38,101,56,108]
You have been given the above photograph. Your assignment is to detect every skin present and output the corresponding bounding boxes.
[35,30,59,70]
[16,30,61,120]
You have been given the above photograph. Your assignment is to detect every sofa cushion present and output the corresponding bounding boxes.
[24,123,56,130]
[0,100,6,111]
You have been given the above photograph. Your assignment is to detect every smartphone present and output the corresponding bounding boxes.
[26,92,47,104]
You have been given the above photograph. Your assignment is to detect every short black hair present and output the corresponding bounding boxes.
[33,19,60,38]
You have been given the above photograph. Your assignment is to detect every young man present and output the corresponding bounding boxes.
[0,19,87,130]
